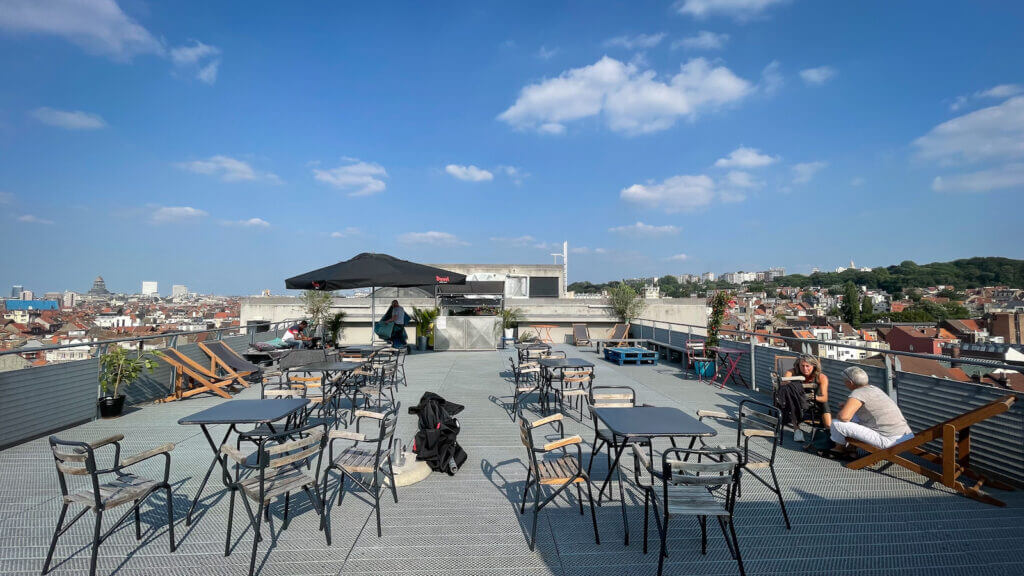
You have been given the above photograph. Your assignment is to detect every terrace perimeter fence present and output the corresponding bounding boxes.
[0,321,296,450]
[630,318,1024,488]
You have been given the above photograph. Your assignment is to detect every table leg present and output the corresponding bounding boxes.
[187,424,233,526]
[720,357,740,389]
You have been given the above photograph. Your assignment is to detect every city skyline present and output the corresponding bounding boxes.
[0,1,1021,294]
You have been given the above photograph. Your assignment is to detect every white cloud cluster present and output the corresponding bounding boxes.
[31,107,106,130]
[620,174,716,212]
[0,1,221,83]
[489,235,536,246]
[330,227,361,238]
[570,246,608,255]
[314,159,388,196]
[675,0,788,20]
[498,56,752,135]
[714,146,778,168]
[17,214,54,225]
[792,161,827,184]
[178,155,279,183]
[151,206,207,223]
[222,217,270,228]
[799,66,836,86]
[916,95,1024,193]
[666,253,689,261]
[672,31,729,51]
[398,231,468,246]
[608,221,680,235]
[445,164,494,182]
[950,84,1024,111]
[536,46,559,60]
[604,33,666,50]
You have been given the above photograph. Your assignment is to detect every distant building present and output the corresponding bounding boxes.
[172,284,188,298]
[42,292,62,303]
[88,275,111,295]
[702,272,715,282]
[141,281,158,296]
[886,326,959,355]
[62,291,79,308]
[10,285,23,298]
[20,290,34,300]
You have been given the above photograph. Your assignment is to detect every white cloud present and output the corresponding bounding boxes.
[178,155,279,183]
[169,40,221,84]
[330,227,361,238]
[931,164,1024,193]
[0,0,165,60]
[952,84,1024,110]
[445,164,494,182]
[17,214,54,225]
[666,253,689,261]
[714,146,778,168]
[31,107,106,130]
[799,66,836,86]
[915,96,1024,165]
[536,46,559,60]
[608,221,680,235]
[759,60,783,95]
[722,170,760,188]
[313,159,388,196]
[604,33,666,50]
[570,246,608,255]
[620,174,716,212]
[499,56,752,135]
[151,206,207,223]
[672,31,729,51]
[792,161,826,184]
[675,0,788,20]
[398,231,468,246]
[196,59,220,84]
[223,217,270,228]
[490,235,536,246]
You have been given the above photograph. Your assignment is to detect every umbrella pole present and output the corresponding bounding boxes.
[371,287,376,344]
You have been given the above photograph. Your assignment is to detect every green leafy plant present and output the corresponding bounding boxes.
[498,307,523,330]
[518,330,537,342]
[301,290,334,335]
[99,346,161,398]
[412,307,440,339]
[706,291,732,348]
[324,311,347,346]
[608,283,646,322]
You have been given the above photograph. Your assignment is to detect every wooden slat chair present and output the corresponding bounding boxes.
[199,340,262,388]
[518,412,600,551]
[573,324,592,347]
[608,323,631,347]
[686,341,707,370]
[552,367,593,419]
[355,350,399,411]
[220,423,329,576]
[44,434,176,576]
[158,348,236,402]
[845,394,1017,506]
[322,404,400,537]
[630,445,745,576]
[510,357,543,421]
[586,385,649,502]
[696,399,791,529]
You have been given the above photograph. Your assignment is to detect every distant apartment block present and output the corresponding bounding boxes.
[172,284,188,298]
[142,281,159,296]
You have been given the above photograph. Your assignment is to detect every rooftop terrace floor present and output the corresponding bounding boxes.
[2,346,1023,575]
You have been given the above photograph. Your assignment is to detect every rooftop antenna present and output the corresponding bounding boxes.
[550,241,567,296]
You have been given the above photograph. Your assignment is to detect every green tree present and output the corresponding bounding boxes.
[707,291,731,348]
[608,283,646,322]
[860,295,874,316]
[301,290,334,335]
[840,282,861,327]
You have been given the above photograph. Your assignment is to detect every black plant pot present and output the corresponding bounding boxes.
[98,395,126,418]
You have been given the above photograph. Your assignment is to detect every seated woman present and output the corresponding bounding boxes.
[782,354,830,442]
[830,366,914,452]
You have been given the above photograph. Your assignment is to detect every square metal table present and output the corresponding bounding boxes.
[178,398,309,525]
[591,406,717,545]
[289,360,367,419]
[538,358,595,413]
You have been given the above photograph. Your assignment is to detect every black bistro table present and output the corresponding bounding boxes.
[340,344,389,356]
[537,357,594,412]
[514,341,551,362]
[291,360,366,417]
[591,406,717,544]
[179,398,309,525]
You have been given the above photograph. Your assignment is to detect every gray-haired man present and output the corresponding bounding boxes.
[830,366,914,450]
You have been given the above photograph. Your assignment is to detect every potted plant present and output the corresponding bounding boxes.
[497,307,523,339]
[412,307,439,351]
[98,346,161,418]
[696,291,733,379]
[324,311,347,348]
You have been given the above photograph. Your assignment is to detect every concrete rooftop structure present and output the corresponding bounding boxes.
[2,346,1023,575]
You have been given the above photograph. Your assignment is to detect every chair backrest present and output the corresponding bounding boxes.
[573,324,589,341]
[518,418,541,473]
[202,341,260,373]
[609,323,627,340]
[161,347,218,379]
[562,367,593,385]
[48,436,104,504]
[264,386,306,399]
[589,385,636,409]
[542,350,566,359]
[662,448,741,495]
[772,355,798,386]
[355,403,401,458]
[736,399,782,459]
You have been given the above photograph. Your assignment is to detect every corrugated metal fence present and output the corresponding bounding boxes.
[632,319,1024,487]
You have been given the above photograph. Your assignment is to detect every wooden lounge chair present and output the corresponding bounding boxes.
[159,348,236,402]
[845,394,1017,506]
[608,323,630,347]
[199,340,261,388]
[572,324,591,347]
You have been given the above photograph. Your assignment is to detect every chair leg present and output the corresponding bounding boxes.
[700,516,707,554]
[721,516,745,576]
[529,485,542,551]
[281,493,292,530]
[134,501,142,540]
[338,472,346,505]
[89,510,103,576]
[657,508,669,576]
[770,466,791,529]
[305,486,331,546]
[386,460,399,504]
[586,478,600,545]
[249,503,262,576]
[520,470,532,514]
[642,491,649,554]
[42,503,69,574]
[225,490,236,556]
[374,489,383,537]
[164,485,176,552]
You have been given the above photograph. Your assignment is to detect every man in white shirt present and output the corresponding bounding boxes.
[281,320,310,348]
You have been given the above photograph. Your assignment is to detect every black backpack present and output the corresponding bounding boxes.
[408,392,467,475]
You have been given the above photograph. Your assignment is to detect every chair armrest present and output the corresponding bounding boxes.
[631,442,653,473]
[120,443,174,467]
[87,434,125,450]
[543,435,582,452]
[329,430,365,441]
[696,410,732,421]
[742,429,776,439]
[531,413,563,428]
[354,409,385,420]
[220,444,247,464]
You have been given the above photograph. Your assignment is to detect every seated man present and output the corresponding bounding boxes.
[281,320,312,349]
[830,366,914,452]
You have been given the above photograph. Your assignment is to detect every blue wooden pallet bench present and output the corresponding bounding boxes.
[603,346,658,366]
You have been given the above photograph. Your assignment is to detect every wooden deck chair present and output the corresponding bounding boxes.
[845,394,1017,506]
[608,323,630,347]
[159,348,235,402]
[572,324,591,347]
[199,341,260,388]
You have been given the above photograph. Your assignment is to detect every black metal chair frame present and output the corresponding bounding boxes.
[695,399,791,529]
[219,422,330,576]
[517,412,600,551]
[322,403,400,537]
[510,357,542,420]
[585,385,649,502]
[44,434,176,576]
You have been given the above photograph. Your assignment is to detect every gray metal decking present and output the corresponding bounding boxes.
[2,346,1023,575]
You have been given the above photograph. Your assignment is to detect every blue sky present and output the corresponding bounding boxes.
[0,0,1021,295]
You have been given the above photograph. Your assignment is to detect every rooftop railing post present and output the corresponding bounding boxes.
[885,352,896,399]
[749,334,757,391]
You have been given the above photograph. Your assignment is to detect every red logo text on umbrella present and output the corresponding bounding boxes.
[436,275,450,284]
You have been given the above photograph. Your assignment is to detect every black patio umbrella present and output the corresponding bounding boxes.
[285,253,466,341]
